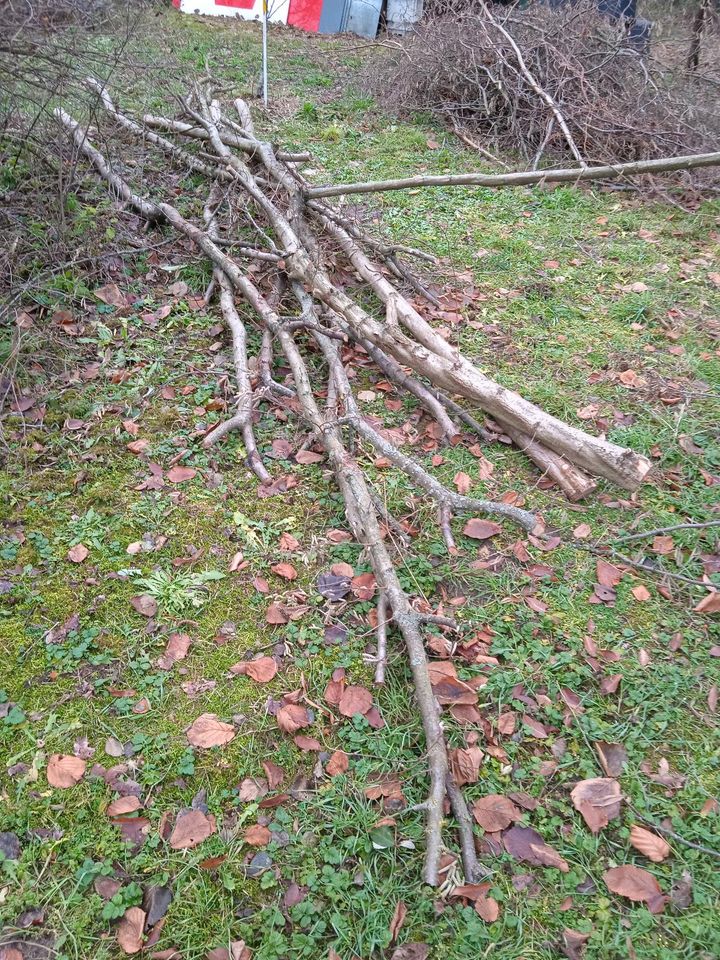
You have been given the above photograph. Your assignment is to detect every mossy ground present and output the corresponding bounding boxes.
[1,10,719,960]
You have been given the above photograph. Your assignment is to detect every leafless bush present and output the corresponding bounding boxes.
[375,0,720,169]
[0,1,170,325]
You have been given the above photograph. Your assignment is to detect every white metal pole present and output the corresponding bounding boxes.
[262,0,269,106]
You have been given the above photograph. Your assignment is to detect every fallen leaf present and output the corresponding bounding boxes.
[503,825,569,872]
[338,685,373,717]
[244,823,271,846]
[127,439,150,455]
[571,778,622,833]
[67,543,89,563]
[670,870,693,910]
[573,524,592,539]
[107,796,142,817]
[294,734,322,751]
[143,885,173,928]
[279,532,300,551]
[561,928,591,960]
[652,536,674,555]
[168,809,216,849]
[472,794,521,832]
[271,562,297,580]
[629,825,671,863]
[295,449,324,464]
[232,657,278,683]
[262,760,285,789]
[276,703,310,733]
[157,633,191,670]
[326,750,349,776]
[95,283,127,307]
[523,716,549,738]
[316,571,351,601]
[631,584,651,602]
[284,882,306,908]
[237,777,268,801]
[390,945,429,960]
[695,591,720,614]
[449,883,500,922]
[130,594,158,618]
[463,518,502,540]
[454,472,472,494]
[266,602,288,624]
[603,864,665,913]
[166,466,197,484]
[351,572,376,601]
[448,746,483,786]
[428,661,477,705]
[600,674,622,695]
[594,741,628,778]
[597,559,623,588]
[117,906,146,954]
[327,529,352,543]
[389,901,407,943]
[186,714,236,748]
[47,754,86,788]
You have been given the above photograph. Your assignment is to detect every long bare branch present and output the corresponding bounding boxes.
[304,150,720,200]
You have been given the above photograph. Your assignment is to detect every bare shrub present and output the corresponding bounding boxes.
[374,0,720,169]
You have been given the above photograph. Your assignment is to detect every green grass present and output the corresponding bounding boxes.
[2,9,720,960]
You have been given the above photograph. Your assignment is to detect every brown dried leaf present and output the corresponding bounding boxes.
[390,945,429,960]
[503,825,569,872]
[294,734,322,751]
[95,283,127,307]
[472,794,521,832]
[695,591,720,614]
[351,572,376,601]
[463,518,501,540]
[166,466,197,484]
[271,562,297,580]
[629,825,671,863]
[276,703,310,733]
[186,714,236,748]
[561,928,591,960]
[67,543,89,563]
[262,760,285,790]
[427,661,477,705]
[603,865,666,913]
[168,809,216,849]
[338,685,373,717]
[448,746,483,787]
[130,594,158,618]
[47,754,86,788]
[597,559,623,588]
[237,777,268,801]
[389,901,407,943]
[594,741,628,778]
[244,823,271,846]
[233,657,278,683]
[326,750,349,777]
[570,778,622,833]
[117,906,146,954]
[449,882,500,921]
[266,602,289,624]
[454,471,472,494]
[107,796,142,817]
[157,633,191,670]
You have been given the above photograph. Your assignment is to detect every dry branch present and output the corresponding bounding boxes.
[56,75,692,885]
[304,150,720,200]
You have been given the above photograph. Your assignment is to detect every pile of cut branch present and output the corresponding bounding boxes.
[375,0,720,170]
[56,76,718,885]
